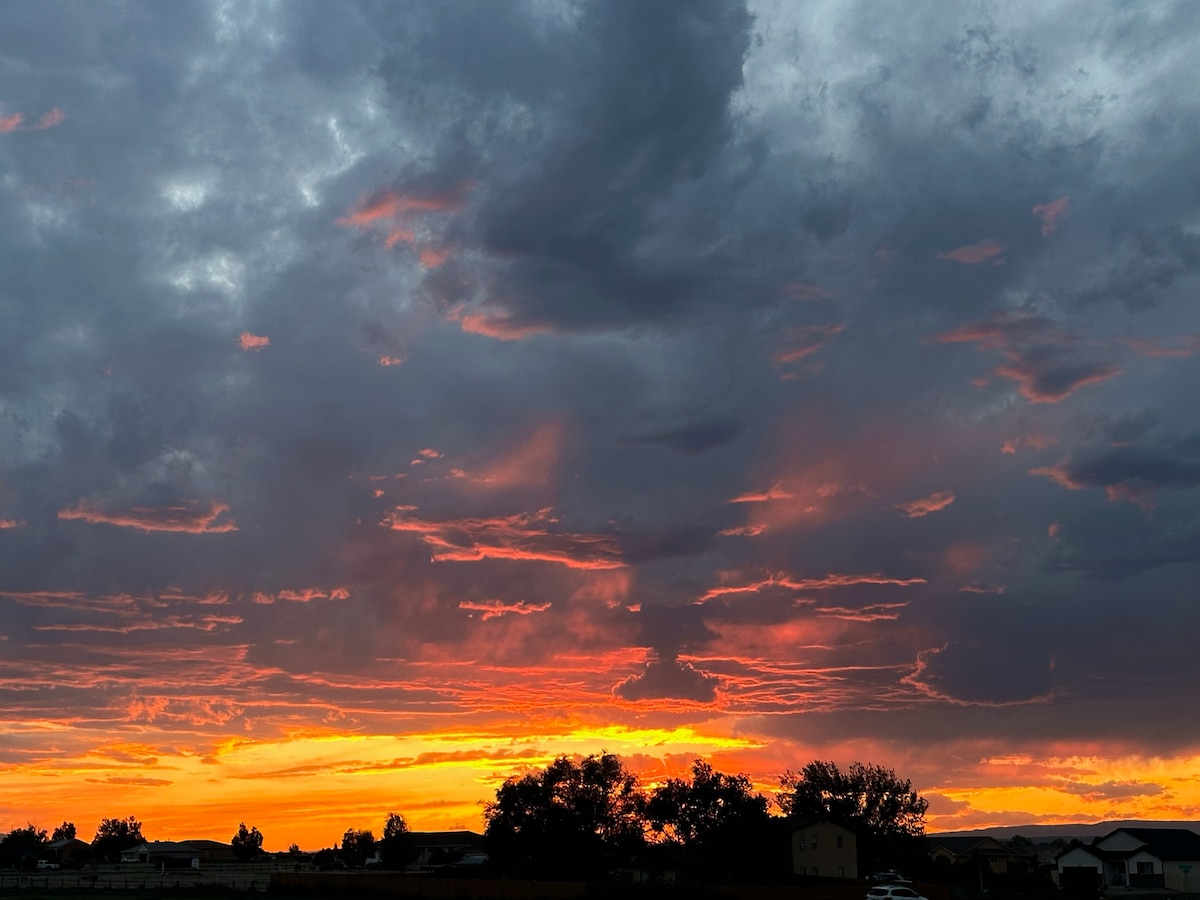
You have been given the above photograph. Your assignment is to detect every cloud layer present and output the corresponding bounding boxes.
[2,0,1200,846]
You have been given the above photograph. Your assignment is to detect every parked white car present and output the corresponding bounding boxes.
[866,885,927,900]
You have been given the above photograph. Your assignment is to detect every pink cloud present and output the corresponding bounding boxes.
[727,483,794,504]
[238,332,270,351]
[938,239,1007,265]
[463,422,564,491]
[383,507,624,570]
[0,518,25,530]
[698,570,925,603]
[933,312,1121,403]
[453,308,553,341]
[1032,197,1070,236]
[895,490,955,518]
[379,355,404,367]
[1122,335,1200,358]
[419,246,449,268]
[0,107,64,133]
[35,107,65,130]
[458,599,552,620]
[773,323,844,371]
[58,500,237,534]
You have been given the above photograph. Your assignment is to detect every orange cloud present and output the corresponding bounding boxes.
[419,246,449,268]
[469,422,564,491]
[727,483,794,504]
[336,185,469,227]
[238,332,270,351]
[1001,433,1057,454]
[1032,196,1070,235]
[458,600,553,620]
[379,355,404,367]
[938,239,1007,265]
[36,107,65,130]
[384,227,416,248]
[773,323,844,371]
[0,518,25,529]
[698,570,926,603]
[383,507,624,570]
[454,308,553,341]
[895,490,955,518]
[0,107,64,133]
[58,500,238,534]
[934,312,1121,403]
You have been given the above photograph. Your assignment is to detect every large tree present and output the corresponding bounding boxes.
[378,812,412,869]
[646,759,775,883]
[778,761,928,872]
[231,822,264,861]
[340,828,376,868]
[51,822,76,842]
[484,752,646,880]
[0,824,48,869]
[90,816,144,862]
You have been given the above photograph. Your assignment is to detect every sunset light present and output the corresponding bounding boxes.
[2,0,1199,872]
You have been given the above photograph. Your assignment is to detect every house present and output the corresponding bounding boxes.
[120,841,200,868]
[45,837,91,867]
[928,835,1026,874]
[405,831,485,871]
[180,839,237,862]
[790,817,858,879]
[1057,827,1200,892]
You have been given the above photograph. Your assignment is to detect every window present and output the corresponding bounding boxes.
[1137,862,1154,875]
[812,835,819,849]
[797,835,806,850]
[812,867,819,876]
[799,866,807,875]
[837,835,844,849]
[838,867,846,878]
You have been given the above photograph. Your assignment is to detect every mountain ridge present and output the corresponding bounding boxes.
[929,820,1200,842]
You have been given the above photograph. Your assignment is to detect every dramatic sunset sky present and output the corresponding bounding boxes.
[3,0,1200,851]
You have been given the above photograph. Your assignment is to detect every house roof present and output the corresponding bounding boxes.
[409,830,484,848]
[928,836,1006,855]
[1109,828,1200,862]
[788,816,855,834]
[47,838,89,850]
[127,841,199,855]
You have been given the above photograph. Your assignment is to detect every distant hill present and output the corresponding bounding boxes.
[930,820,1200,843]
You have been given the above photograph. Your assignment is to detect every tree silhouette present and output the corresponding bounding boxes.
[0,824,48,869]
[484,752,646,880]
[379,812,412,869]
[779,761,927,872]
[340,828,375,867]
[51,822,76,842]
[231,822,264,861]
[91,817,143,862]
[646,759,774,883]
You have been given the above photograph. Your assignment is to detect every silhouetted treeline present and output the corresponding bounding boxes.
[3,754,930,885]
[481,753,929,884]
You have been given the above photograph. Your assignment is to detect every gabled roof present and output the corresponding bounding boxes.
[788,815,856,834]
[928,836,1007,855]
[47,838,89,850]
[1108,828,1200,862]
[409,830,484,848]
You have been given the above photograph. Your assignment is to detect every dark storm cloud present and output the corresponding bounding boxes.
[375,0,756,332]
[2,0,1200,793]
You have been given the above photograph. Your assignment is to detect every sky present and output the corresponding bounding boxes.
[2,0,1200,852]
